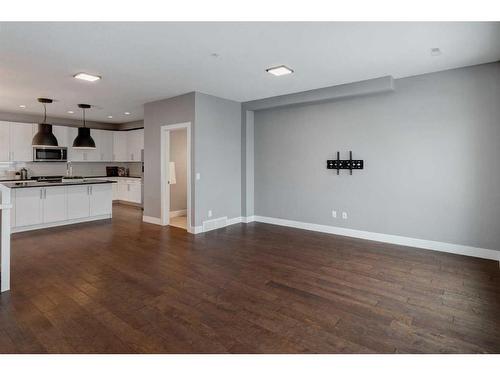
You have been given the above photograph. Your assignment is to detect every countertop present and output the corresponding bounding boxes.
[0,175,141,182]
[0,179,117,189]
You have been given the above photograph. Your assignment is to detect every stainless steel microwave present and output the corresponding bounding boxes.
[33,147,68,162]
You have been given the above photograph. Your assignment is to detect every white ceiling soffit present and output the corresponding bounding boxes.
[1,22,499,123]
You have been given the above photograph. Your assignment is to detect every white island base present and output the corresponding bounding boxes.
[10,183,113,233]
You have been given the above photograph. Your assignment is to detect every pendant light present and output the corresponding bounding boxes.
[72,104,96,149]
[32,98,59,146]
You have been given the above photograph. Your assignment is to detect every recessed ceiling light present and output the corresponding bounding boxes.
[266,65,294,76]
[124,112,131,115]
[67,110,74,114]
[73,72,101,82]
[19,104,26,109]
[107,115,113,119]
[430,48,442,56]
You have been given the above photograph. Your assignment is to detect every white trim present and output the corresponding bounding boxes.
[227,216,243,226]
[12,214,112,233]
[1,186,12,292]
[253,215,500,261]
[160,122,192,233]
[142,215,163,225]
[191,225,203,234]
[170,209,187,218]
[192,216,244,234]
[242,216,255,223]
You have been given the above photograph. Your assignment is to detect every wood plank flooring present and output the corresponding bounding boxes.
[1,204,499,353]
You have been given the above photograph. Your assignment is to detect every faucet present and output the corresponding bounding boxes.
[66,161,73,177]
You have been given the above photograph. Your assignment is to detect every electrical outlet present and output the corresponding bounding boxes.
[342,212,348,219]
[208,210,212,218]
[332,210,337,218]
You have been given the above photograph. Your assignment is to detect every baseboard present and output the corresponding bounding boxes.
[242,216,255,223]
[192,216,244,234]
[12,214,112,233]
[170,209,187,218]
[227,216,243,226]
[142,215,162,225]
[252,215,500,261]
[114,200,142,208]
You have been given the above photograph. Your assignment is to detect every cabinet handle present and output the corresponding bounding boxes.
[40,189,43,199]
[44,188,46,199]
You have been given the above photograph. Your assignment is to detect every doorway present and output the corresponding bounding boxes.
[160,122,192,232]
[168,128,188,229]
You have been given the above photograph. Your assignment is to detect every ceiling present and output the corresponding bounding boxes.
[1,22,499,124]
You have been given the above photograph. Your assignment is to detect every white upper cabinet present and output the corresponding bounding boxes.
[113,131,128,161]
[53,125,69,148]
[0,121,10,162]
[0,121,142,163]
[0,121,35,162]
[85,129,101,162]
[112,129,143,162]
[126,129,144,162]
[95,129,113,161]
[10,122,33,162]
[67,127,85,161]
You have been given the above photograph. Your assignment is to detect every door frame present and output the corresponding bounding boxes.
[160,122,192,232]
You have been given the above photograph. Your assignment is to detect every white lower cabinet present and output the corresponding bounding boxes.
[67,185,90,219]
[99,178,142,204]
[43,186,67,223]
[14,188,43,227]
[11,183,113,232]
[116,180,128,201]
[128,182,142,203]
[89,184,112,216]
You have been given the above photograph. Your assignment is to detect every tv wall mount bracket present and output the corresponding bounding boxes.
[327,151,364,175]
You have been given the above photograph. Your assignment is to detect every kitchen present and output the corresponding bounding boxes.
[0,100,144,236]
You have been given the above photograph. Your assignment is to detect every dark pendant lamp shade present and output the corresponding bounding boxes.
[73,127,96,148]
[32,98,58,146]
[32,123,58,146]
[73,103,96,149]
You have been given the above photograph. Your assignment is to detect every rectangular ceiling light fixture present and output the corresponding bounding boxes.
[73,72,102,82]
[266,65,294,76]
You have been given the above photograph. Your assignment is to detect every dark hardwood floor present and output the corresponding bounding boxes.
[1,204,499,353]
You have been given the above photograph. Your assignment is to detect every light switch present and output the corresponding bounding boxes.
[196,173,201,180]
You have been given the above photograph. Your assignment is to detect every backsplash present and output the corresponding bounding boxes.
[0,161,142,179]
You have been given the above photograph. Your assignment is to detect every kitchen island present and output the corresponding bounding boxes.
[1,179,116,233]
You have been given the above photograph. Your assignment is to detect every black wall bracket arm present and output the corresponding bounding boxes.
[326,151,364,175]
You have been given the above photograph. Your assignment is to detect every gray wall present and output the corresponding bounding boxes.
[143,91,242,227]
[143,92,195,220]
[194,92,242,226]
[253,63,500,251]
[241,110,254,217]
[169,129,187,212]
